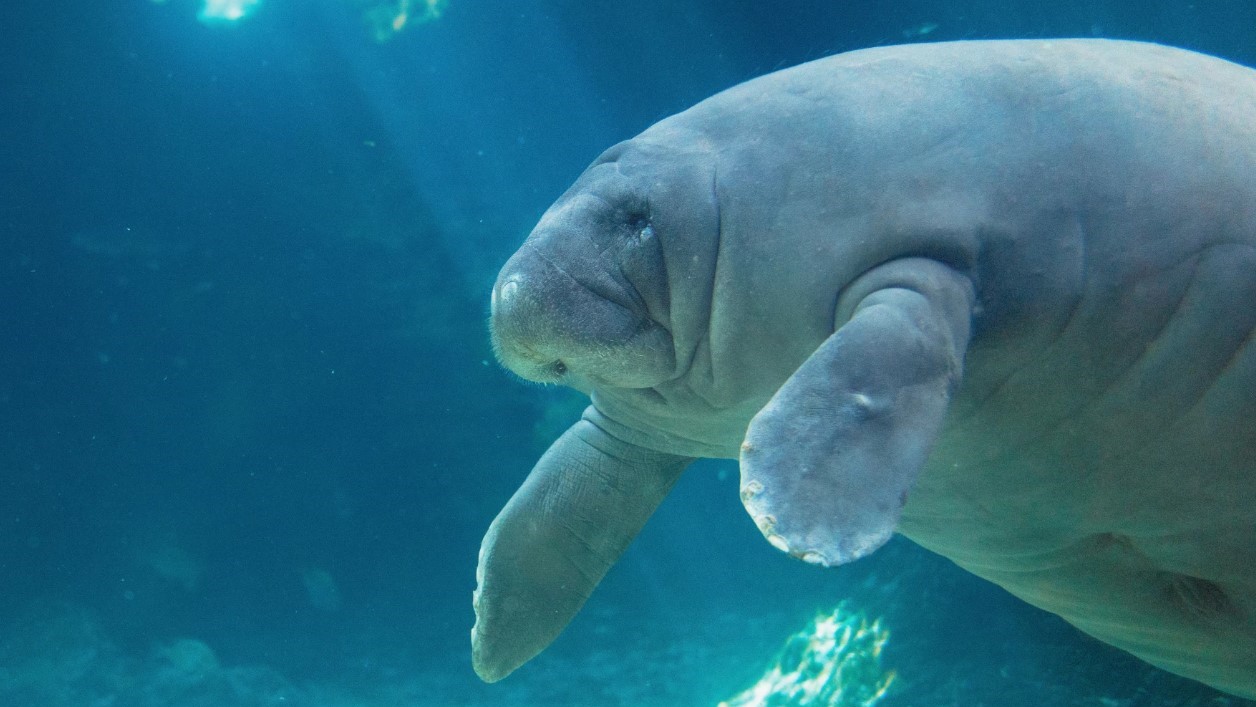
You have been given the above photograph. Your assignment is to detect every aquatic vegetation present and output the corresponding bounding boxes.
[149,0,447,38]
[358,0,448,42]
[719,605,895,707]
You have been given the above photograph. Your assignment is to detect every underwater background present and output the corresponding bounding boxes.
[2,1,1254,705]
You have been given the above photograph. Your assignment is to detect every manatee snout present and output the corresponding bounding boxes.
[490,244,676,389]
[489,257,565,383]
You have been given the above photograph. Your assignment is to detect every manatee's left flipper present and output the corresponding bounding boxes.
[741,258,975,566]
[472,411,691,682]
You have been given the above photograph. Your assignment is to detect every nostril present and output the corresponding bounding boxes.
[491,277,522,319]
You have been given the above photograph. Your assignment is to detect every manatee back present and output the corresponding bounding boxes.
[642,39,1256,449]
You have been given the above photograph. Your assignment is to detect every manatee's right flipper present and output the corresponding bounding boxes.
[740,258,975,566]
[472,411,691,682]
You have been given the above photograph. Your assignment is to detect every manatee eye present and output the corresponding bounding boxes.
[552,360,568,377]
[628,216,653,243]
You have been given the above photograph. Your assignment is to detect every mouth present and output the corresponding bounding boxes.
[491,318,676,391]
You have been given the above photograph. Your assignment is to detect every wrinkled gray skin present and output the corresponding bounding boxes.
[473,39,1256,697]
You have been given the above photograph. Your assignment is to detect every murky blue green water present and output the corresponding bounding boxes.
[2,1,1252,704]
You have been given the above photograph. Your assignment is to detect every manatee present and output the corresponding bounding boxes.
[472,39,1256,697]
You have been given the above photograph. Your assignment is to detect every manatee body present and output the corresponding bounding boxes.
[473,39,1256,697]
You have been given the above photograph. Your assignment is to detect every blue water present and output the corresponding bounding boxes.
[2,1,1253,705]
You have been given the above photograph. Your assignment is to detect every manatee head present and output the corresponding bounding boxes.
[489,133,718,393]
